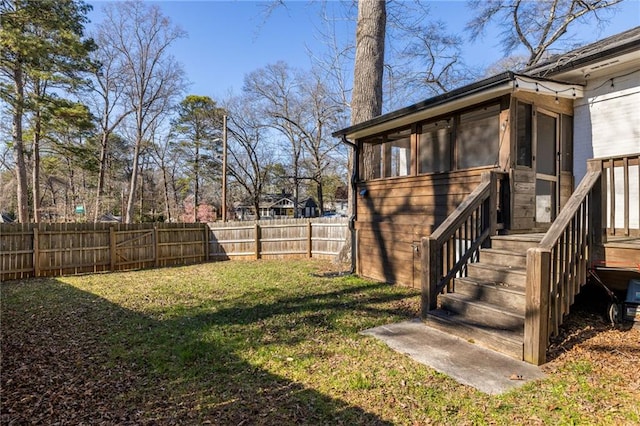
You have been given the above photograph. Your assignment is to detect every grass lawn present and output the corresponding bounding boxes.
[1,259,639,425]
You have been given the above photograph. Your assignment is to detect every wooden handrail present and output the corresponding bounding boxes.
[524,169,602,365]
[430,175,492,245]
[592,153,640,237]
[538,171,601,249]
[421,170,506,316]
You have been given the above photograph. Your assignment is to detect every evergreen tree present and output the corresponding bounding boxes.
[0,0,95,222]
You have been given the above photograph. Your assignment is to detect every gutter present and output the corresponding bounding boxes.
[341,134,358,274]
[332,72,515,139]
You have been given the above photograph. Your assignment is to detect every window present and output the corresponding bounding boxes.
[359,128,411,180]
[456,104,500,169]
[419,120,451,174]
[356,102,505,181]
[516,103,532,167]
[360,135,383,180]
[536,112,557,176]
[386,129,411,177]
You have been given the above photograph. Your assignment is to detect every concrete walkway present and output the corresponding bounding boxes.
[361,318,545,395]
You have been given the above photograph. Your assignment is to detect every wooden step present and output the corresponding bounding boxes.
[439,293,525,330]
[490,234,543,252]
[453,277,526,315]
[480,248,527,268]
[426,309,524,360]
[466,263,526,287]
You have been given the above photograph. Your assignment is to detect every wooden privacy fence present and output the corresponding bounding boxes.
[208,217,348,260]
[1,218,349,281]
[1,223,208,282]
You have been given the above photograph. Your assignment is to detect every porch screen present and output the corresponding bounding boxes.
[360,136,383,180]
[419,120,451,174]
[385,128,411,177]
[456,104,500,169]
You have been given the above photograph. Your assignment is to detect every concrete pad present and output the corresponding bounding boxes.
[361,318,545,395]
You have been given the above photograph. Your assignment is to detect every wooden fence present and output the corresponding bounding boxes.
[208,217,348,260]
[1,223,208,282]
[1,218,348,282]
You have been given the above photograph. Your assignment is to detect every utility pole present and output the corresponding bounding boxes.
[222,115,228,222]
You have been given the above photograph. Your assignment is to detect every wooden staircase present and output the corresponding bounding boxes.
[426,234,543,360]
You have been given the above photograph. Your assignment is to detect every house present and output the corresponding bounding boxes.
[0,212,14,223]
[98,213,122,223]
[333,27,640,365]
[235,194,319,220]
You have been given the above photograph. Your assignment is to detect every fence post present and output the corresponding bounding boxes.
[421,236,439,316]
[109,226,116,271]
[307,220,312,258]
[153,225,159,268]
[33,227,40,277]
[524,247,550,365]
[204,223,210,262]
[254,222,261,260]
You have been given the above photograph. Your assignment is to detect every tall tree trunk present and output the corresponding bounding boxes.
[32,109,42,223]
[125,141,141,223]
[94,130,110,222]
[125,116,144,223]
[351,0,386,125]
[12,65,30,223]
[160,159,172,222]
[316,177,324,216]
[338,0,386,265]
[194,140,200,222]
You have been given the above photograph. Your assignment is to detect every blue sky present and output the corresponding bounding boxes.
[88,0,640,101]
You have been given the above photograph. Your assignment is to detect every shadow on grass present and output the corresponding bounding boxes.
[1,276,413,425]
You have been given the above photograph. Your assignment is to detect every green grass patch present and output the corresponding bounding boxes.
[2,259,639,425]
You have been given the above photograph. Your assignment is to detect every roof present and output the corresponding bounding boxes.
[333,27,639,141]
[333,72,582,140]
[98,213,121,223]
[0,212,14,223]
[525,26,640,78]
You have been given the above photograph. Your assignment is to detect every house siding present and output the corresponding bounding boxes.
[355,168,489,288]
[573,71,640,229]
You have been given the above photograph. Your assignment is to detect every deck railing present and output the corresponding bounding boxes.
[599,154,640,237]
[524,164,604,365]
[525,153,640,365]
[421,170,507,316]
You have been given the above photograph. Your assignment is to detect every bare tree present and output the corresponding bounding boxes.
[243,62,306,216]
[99,0,186,223]
[148,125,178,222]
[467,0,625,67]
[224,96,275,220]
[87,23,135,222]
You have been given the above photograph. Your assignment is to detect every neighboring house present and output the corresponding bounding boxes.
[0,212,14,223]
[98,213,122,223]
[333,27,639,365]
[298,197,319,218]
[235,194,319,219]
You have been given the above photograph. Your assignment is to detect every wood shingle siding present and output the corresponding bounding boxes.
[355,168,489,287]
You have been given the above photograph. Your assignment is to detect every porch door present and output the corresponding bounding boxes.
[535,110,560,225]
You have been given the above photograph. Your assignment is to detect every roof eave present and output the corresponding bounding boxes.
[332,72,516,140]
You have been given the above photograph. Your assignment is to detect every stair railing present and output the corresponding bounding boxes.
[524,162,604,365]
[421,170,508,316]
[600,154,640,237]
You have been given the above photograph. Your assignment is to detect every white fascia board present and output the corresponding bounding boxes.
[513,75,584,99]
